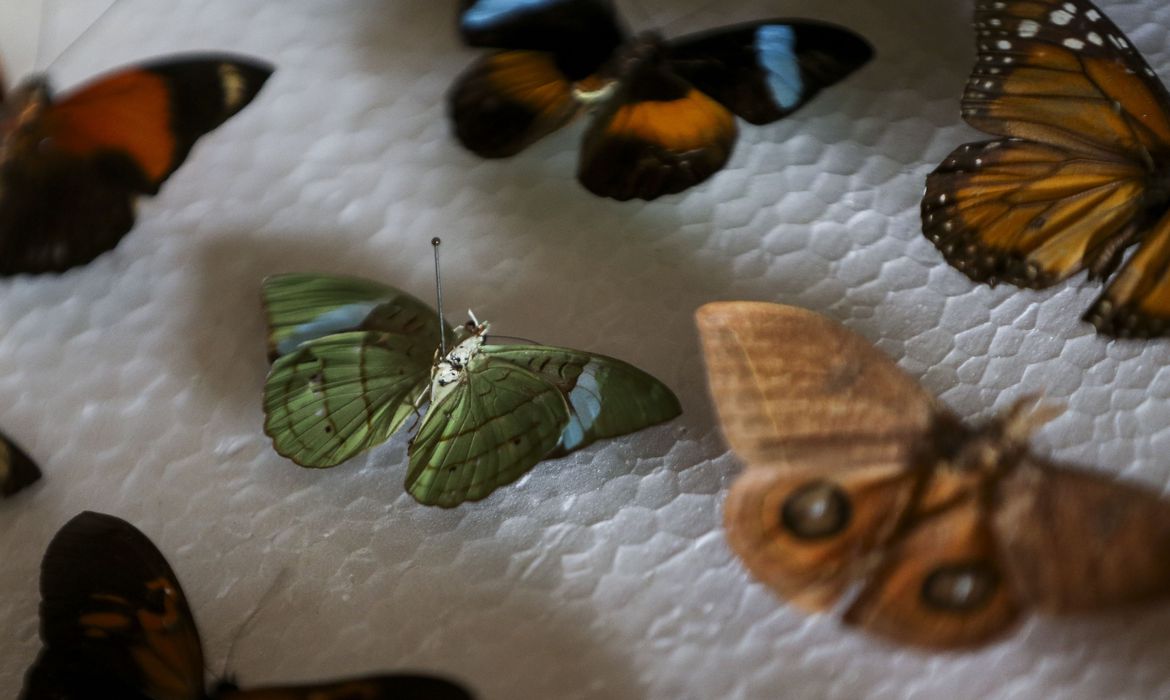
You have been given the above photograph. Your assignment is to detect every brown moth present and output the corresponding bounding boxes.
[695,301,1170,649]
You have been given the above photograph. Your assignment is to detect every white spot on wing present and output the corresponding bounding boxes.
[1050,9,1073,25]
[1018,20,1040,38]
[1063,38,1085,50]
[219,63,246,110]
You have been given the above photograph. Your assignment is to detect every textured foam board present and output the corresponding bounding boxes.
[3,0,1170,698]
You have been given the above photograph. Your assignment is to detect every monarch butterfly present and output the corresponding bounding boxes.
[0,54,271,274]
[20,511,475,699]
[922,0,1170,338]
[449,0,872,201]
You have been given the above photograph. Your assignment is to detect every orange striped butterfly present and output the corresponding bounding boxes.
[450,0,872,201]
[0,54,271,275]
[20,512,475,699]
[923,0,1170,338]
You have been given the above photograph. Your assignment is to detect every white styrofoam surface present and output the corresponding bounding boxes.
[3,0,1170,697]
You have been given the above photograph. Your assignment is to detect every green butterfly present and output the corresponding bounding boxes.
[261,273,682,507]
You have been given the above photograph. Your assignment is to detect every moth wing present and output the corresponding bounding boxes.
[263,331,432,467]
[993,458,1170,611]
[214,674,475,700]
[482,344,681,455]
[667,20,872,125]
[0,55,271,275]
[694,301,938,472]
[21,512,205,700]
[724,445,918,612]
[448,50,582,158]
[843,474,1023,649]
[0,429,41,497]
[457,0,624,81]
[261,273,448,361]
[406,355,569,507]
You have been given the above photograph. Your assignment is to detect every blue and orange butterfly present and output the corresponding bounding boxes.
[21,512,475,699]
[923,0,1170,338]
[449,0,873,201]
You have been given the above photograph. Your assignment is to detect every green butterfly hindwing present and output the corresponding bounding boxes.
[483,345,683,455]
[406,355,571,507]
[263,331,432,467]
[262,273,449,361]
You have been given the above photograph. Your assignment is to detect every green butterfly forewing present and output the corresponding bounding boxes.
[263,331,432,467]
[406,354,571,507]
[482,345,683,456]
[262,273,449,360]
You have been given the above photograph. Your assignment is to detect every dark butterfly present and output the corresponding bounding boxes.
[449,0,873,201]
[696,301,1170,649]
[0,54,272,275]
[20,511,475,699]
[923,0,1170,338]
[0,428,40,498]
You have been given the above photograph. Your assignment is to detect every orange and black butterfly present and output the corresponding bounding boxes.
[449,0,872,201]
[20,511,475,699]
[923,0,1170,338]
[0,54,272,275]
[0,428,40,498]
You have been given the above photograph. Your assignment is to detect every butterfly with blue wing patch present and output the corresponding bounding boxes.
[449,0,873,200]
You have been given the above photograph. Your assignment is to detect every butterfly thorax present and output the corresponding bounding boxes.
[430,320,489,405]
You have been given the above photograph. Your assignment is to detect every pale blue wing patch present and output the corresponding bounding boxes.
[756,25,802,110]
[558,361,603,452]
[276,301,382,356]
[462,0,566,30]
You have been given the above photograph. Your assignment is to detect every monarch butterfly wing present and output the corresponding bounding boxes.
[482,344,680,455]
[666,20,873,125]
[457,0,625,81]
[1084,209,1170,336]
[405,355,568,507]
[263,331,433,467]
[213,674,475,700]
[923,138,1147,286]
[448,50,583,158]
[694,301,938,471]
[922,0,1170,290]
[261,273,448,361]
[963,0,1170,156]
[577,58,737,201]
[0,429,41,497]
[0,55,271,274]
[21,512,205,700]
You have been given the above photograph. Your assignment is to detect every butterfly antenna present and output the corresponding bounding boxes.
[215,567,292,684]
[432,237,447,356]
[654,0,723,37]
[40,0,122,70]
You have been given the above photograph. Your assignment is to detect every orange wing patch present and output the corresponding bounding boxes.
[45,70,175,184]
[578,89,737,200]
[448,50,580,158]
[603,88,735,152]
